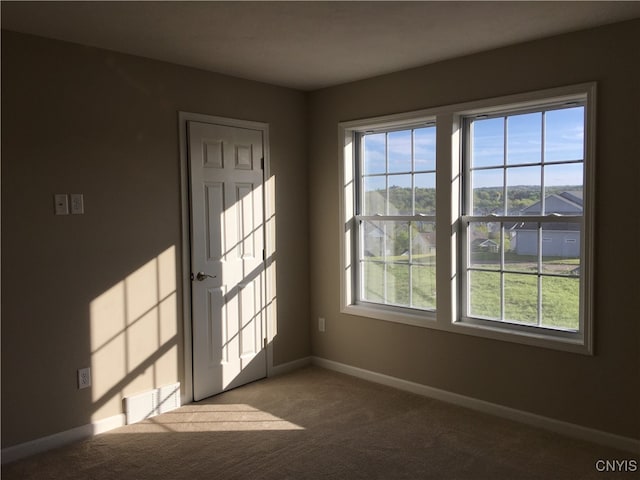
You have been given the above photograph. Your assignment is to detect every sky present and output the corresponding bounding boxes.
[362,106,584,190]
[471,106,584,188]
[363,126,435,176]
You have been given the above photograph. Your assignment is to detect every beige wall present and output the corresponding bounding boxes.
[309,20,639,440]
[1,30,310,447]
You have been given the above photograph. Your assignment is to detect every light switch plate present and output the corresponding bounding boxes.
[54,194,69,215]
[70,193,84,214]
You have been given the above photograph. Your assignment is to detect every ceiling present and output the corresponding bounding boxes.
[2,1,640,91]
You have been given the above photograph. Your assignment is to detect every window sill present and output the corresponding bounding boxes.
[342,303,436,329]
[341,304,592,355]
[450,318,592,355]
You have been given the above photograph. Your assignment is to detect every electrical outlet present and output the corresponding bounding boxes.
[78,367,91,389]
[318,317,326,332]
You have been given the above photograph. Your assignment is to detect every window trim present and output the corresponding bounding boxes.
[339,83,595,354]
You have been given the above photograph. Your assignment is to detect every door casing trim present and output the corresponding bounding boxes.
[178,111,273,405]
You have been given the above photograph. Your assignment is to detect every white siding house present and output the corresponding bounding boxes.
[513,191,582,257]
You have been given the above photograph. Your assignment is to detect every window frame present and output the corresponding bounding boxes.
[356,124,437,314]
[339,83,595,354]
[340,112,440,328]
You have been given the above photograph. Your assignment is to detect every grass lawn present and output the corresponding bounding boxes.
[362,260,436,310]
[362,254,579,330]
[469,271,579,330]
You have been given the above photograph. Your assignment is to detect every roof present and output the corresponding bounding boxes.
[521,191,583,216]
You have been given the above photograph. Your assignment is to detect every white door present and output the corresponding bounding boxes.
[188,120,267,401]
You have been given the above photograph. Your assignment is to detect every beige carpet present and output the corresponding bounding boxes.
[2,366,633,479]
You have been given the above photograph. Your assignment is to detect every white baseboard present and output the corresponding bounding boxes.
[1,414,125,465]
[312,356,640,454]
[270,356,312,377]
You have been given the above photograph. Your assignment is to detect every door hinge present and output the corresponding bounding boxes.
[261,157,264,170]
[263,338,268,349]
[263,249,266,261]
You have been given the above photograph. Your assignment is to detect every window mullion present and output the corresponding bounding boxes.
[501,117,507,320]
[408,222,413,308]
[383,133,389,304]
[537,222,543,326]
[409,130,414,308]
[538,112,545,327]
[502,116,508,215]
[541,111,546,214]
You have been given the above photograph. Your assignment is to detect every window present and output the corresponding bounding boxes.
[358,126,437,312]
[461,101,589,337]
[340,83,594,353]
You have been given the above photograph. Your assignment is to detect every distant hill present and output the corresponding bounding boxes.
[365,185,581,215]
[470,185,580,215]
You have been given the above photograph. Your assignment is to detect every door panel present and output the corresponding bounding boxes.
[188,121,266,401]
[205,183,224,262]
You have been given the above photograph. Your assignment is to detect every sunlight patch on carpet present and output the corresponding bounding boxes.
[118,404,304,433]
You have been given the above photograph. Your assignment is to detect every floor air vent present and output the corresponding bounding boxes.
[124,382,181,425]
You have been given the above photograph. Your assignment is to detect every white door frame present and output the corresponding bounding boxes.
[178,111,274,405]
